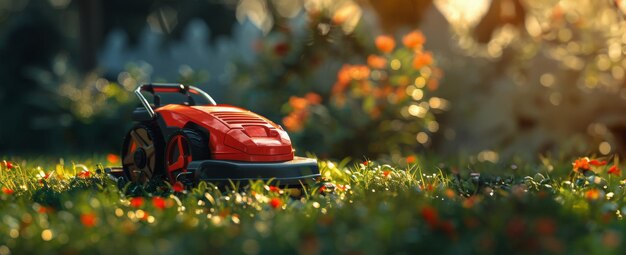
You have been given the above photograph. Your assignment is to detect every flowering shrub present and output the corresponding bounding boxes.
[281,30,444,158]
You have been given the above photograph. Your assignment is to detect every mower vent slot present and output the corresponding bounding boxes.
[213,112,266,125]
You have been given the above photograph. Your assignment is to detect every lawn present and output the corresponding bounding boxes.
[0,155,624,254]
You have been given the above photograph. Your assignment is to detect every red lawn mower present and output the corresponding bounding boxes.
[113,83,320,187]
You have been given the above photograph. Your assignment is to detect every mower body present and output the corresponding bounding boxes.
[121,83,320,186]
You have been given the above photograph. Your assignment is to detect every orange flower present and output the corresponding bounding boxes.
[289,96,309,111]
[107,153,120,164]
[572,157,590,173]
[383,170,391,177]
[367,55,387,69]
[375,35,395,53]
[81,212,97,228]
[282,114,305,132]
[269,197,283,209]
[402,30,426,49]
[406,155,417,164]
[152,197,166,210]
[608,165,621,176]
[304,93,322,105]
[585,188,601,201]
[413,51,433,70]
[2,187,13,195]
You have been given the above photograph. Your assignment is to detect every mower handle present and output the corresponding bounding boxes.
[135,83,217,119]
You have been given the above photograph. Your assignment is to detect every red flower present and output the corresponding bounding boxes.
[5,161,13,169]
[274,42,290,56]
[81,213,97,227]
[534,218,556,236]
[173,182,185,193]
[421,206,439,227]
[77,170,91,178]
[130,197,144,208]
[319,185,327,193]
[38,206,50,214]
[152,197,166,210]
[608,165,621,176]
[269,197,283,209]
[268,186,281,193]
[589,160,607,166]
[375,35,396,53]
[2,187,14,195]
[383,170,391,177]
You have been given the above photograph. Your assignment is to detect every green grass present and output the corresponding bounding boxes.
[0,156,625,254]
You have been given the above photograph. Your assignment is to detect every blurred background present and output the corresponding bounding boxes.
[1,0,626,162]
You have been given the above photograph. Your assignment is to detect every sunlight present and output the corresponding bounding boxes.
[434,0,492,26]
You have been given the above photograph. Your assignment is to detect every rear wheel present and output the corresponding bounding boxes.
[121,123,165,183]
[165,129,209,183]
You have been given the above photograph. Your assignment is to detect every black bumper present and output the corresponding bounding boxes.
[187,156,321,186]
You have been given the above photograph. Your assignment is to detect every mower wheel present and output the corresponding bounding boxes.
[121,123,166,183]
[165,129,209,184]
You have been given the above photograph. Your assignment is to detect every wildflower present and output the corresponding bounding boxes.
[413,51,433,70]
[107,153,120,164]
[274,42,290,57]
[585,188,601,201]
[269,197,283,209]
[283,114,306,132]
[5,161,14,169]
[421,206,439,227]
[81,212,97,228]
[383,170,391,177]
[572,157,590,172]
[534,218,556,236]
[402,30,426,49]
[267,186,281,193]
[319,185,327,193]
[130,197,144,208]
[375,35,395,53]
[152,197,166,210]
[589,160,607,166]
[2,187,14,195]
[608,165,621,176]
[173,182,185,193]
[77,170,91,178]
[367,55,387,69]
[289,96,309,111]
[304,93,322,105]
[362,160,369,166]
[406,155,417,164]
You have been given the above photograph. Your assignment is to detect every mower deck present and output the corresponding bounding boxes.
[106,157,321,187]
[188,156,320,186]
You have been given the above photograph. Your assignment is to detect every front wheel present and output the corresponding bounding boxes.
[165,129,209,183]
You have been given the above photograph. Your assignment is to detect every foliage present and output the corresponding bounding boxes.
[1,155,626,254]
[227,2,445,159]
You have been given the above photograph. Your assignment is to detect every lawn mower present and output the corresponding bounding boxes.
[108,83,320,188]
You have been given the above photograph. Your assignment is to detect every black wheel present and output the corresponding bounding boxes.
[121,123,165,183]
[165,129,209,183]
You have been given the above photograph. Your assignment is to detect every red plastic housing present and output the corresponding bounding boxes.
[156,104,294,162]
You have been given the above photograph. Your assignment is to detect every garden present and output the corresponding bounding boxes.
[2,0,626,254]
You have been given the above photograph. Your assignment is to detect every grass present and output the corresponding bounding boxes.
[0,155,625,254]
